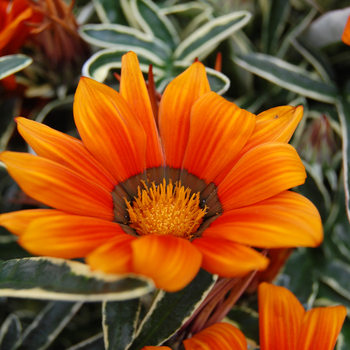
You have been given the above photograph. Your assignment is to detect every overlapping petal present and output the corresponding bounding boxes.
[74,77,147,183]
[158,62,210,169]
[218,142,306,210]
[0,209,66,236]
[297,306,347,350]
[0,152,114,220]
[183,323,247,350]
[193,237,269,276]
[182,92,255,184]
[19,215,122,258]
[131,235,202,292]
[203,191,323,248]
[86,234,136,273]
[16,117,116,191]
[120,52,163,168]
[259,282,305,350]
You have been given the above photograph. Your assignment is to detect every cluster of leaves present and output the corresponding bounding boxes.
[1,0,350,348]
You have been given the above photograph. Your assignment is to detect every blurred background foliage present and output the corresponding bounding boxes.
[1,0,350,348]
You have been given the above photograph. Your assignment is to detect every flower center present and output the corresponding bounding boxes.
[124,179,208,239]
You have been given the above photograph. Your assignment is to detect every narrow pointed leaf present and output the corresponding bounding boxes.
[79,24,171,61]
[336,98,350,224]
[128,269,217,349]
[233,53,338,103]
[0,314,21,350]
[131,0,179,49]
[103,299,141,350]
[66,333,104,350]
[14,301,82,350]
[0,258,154,301]
[0,54,32,80]
[82,47,165,83]
[92,0,128,25]
[173,11,252,62]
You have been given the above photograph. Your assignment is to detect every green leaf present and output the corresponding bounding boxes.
[336,98,350,224]
[0,257,154,301]
[13,301,82,350]
[79,24,171,61]
[66,333,104,350]
[131,0,180,49]
[102,299,141,350]
[82,47,165,83]
[226,306,259,344]
[318,259,350,300]
[0,314,21,350]
[92,0,128,25]
[278,248,319,306]
[260,0,291,54]
[233,53,338,103]
[337,319,350,350]
[173,11,252,62]
[128,269,217,349]
[0,55,33,80]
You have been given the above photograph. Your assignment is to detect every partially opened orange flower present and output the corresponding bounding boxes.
[142,322,247,350]
[0,0,41,56]
[342,15,350,46]
[258,283,346,350]
[0,52,323,292]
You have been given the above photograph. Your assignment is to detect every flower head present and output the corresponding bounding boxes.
[0,52,323,292]
[0,0,41,56]
[258,283,346,350]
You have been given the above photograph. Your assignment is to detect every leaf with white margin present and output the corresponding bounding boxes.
[173,11,252,62]
[0,54,33,80]
[131,0,180,49]
[336,98,350,225]
[82,47,165,83]
[92,0,128,25]
[79,24,171,61]
[128,269,217,349]
[0,314,21,350]
[13,301,82,350]
[103,299,141,350]
[233,53,338,103]
[66,333,104,350]
[0,257,154,301]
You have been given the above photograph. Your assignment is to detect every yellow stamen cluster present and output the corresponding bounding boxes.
[125,179,208,239]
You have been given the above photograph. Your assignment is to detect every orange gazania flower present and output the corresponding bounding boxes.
[0,52,323,292]
[144,284,346,350]
[0,0,41,56]
[342,15,350,46]
[142,322,247,350]
[258,283,346,350]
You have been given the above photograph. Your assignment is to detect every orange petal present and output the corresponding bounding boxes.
[86,234,137,274]
[204,191,323,248]
[120,52,163,168]
[0,151,114,220]
[297,306,347,350]
[217,142,306,210]
[193,237,268,277]
[342,15,350,46]
[19,215,122,259]
[131,235,202,292]
[258,282,305,350]
[183,322,247,350]
[182,92,255,184]
[158,62,210,169]
[73,77,146,183]
[0,7,32,51]
[16,117,116,191]
[0,209,66,236]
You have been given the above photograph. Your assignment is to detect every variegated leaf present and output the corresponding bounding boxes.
[0,55,33,80]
